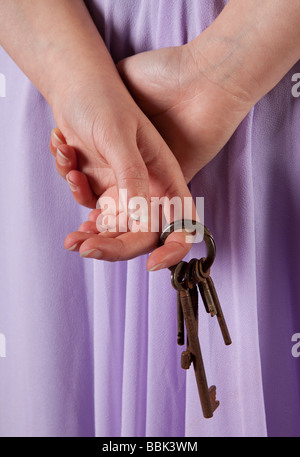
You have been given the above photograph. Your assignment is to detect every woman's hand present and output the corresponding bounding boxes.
[51,0,300,270]
[117,44,253,184]
[0,0,197,270]
[49,84,197,270]
[117,0,300,183]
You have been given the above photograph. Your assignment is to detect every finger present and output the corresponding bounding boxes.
[77,219,122,238]
[141,121,190,201]
[88,209,102,222]
[142,122,199,232]
[64,231,96,252]
[106,136,150,215]
[65,225,196,268]
[55,144,78,178]
[137,127,198,269]
[77,230,158,261]
[49,128,66,156]
[78,220,99,234]
[146,230,196,271]
[52,139,99,208]
[66,170,98,209]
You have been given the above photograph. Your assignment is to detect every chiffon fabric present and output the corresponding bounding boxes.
[0,0,300,437]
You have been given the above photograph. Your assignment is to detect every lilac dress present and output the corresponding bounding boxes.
[0,0,300,437]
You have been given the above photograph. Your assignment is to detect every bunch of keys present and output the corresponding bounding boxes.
[159,220,232,419]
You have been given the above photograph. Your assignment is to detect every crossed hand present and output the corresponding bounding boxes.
[49,45,250,270]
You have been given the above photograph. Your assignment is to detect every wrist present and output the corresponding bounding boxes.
[187,0,300,106]
[47,46,121,117]
[0,0,122,113]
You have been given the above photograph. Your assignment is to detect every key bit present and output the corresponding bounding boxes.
[181,350,192,369]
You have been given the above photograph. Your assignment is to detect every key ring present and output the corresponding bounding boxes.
[171,261,187,291]
[159,219,216,272]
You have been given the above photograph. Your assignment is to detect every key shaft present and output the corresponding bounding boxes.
[207,276,232,346]
[180,288,219,418]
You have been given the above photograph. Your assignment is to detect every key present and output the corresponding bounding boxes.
[188,258,216,317]
[207,275,232,346]
[172,261,219,417]
[171,261,187,347]
[179,286,219,418]
[180,261,198,368]
[181,281,198,369]
[197,258,232,346]
[189,284,199,328]
[192,257,216,316]
[171,262,191,367]
[198,277,217,316]
[177,289,185,346]
[160,220,230,418]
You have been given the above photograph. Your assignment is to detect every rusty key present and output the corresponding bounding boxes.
[197,258,232,346]
[171,261,219,418]
[171,261,186,347]
[176,288,185,346]
[178,282,219,418]
[160,220,231,418]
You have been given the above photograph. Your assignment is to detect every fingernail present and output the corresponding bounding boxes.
[148,263,165,272]
[128,197,149,223]
[57,147,70,166]
[66,173,78,192]
[51,130,63,145]
[80,249,103,259]
[66,243,78,251]
[129,210,149,223]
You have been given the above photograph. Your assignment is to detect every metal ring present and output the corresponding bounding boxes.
[171,261,187,291]
[159,219,216,272]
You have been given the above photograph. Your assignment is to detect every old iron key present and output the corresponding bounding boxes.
[171,261,219,418]
[161,221,221,418]
[184,225,232,346]
[196,257,232,346]
[189,257,217,317]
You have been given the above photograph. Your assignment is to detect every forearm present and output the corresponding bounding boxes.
[188,0,300,104]
[0,0,120,108]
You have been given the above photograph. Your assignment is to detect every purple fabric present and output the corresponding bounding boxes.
[0,0,299,437]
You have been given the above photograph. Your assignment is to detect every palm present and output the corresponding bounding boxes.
[50,97,195,266]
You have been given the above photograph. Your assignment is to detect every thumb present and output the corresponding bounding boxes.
[107,138,150,217]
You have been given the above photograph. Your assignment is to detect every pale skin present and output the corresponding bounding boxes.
[0,0,195,270]
[1,0,300,270]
